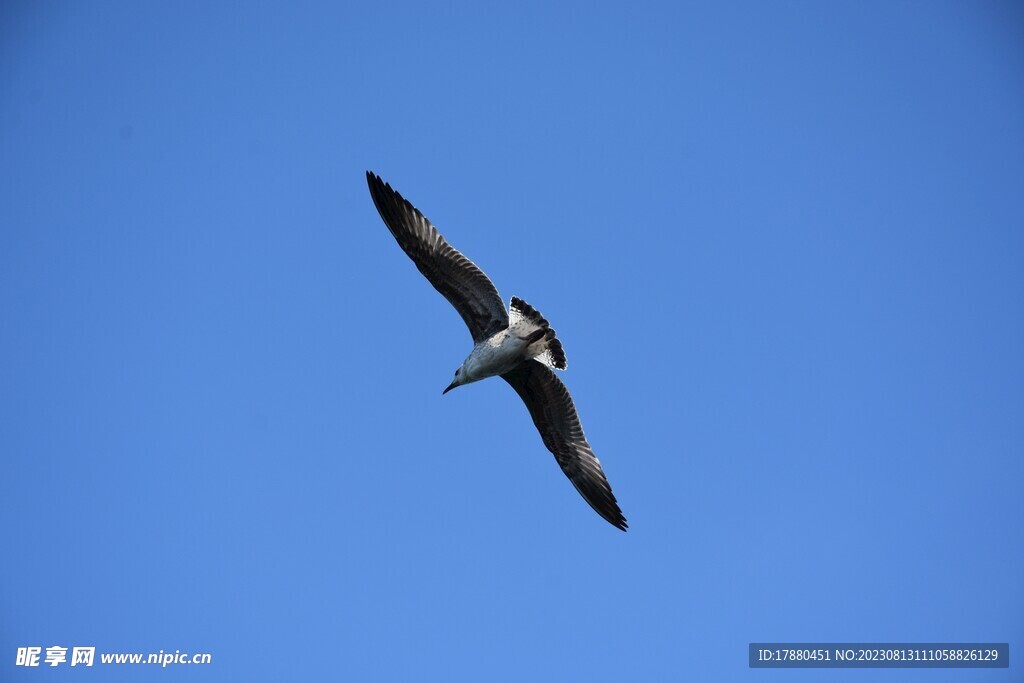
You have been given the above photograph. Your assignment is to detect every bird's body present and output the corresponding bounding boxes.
[457,297,564,385]
[366,171,626,530]
[461,329,531,382]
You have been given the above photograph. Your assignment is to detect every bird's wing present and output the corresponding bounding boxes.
[367,172,509,342]
[502,360,627,530]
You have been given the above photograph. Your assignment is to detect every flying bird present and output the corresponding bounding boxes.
[366,172,627,531]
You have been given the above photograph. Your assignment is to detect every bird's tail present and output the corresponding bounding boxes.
[510,297,567,371]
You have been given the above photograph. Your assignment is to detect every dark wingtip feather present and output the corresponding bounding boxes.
[578,477,627,531]
[575,485,627,531]
[366,172,418,227]
[598,500,628,531]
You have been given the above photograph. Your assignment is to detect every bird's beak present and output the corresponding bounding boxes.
[442,381,457,395]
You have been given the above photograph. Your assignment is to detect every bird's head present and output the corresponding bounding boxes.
[443,366,467,395]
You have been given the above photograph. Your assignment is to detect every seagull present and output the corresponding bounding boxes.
[366,172,627,531]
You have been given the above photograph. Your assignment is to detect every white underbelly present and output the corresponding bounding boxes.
[466,331,527,379]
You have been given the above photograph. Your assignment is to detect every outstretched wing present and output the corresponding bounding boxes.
[367,172,509,342]
[502,360,627,530]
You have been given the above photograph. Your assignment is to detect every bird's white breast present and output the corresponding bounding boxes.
[464,329,527,380]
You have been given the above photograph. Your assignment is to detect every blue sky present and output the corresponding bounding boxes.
[2,1,1022,680]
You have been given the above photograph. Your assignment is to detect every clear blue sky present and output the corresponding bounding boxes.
[2,2,1022,681]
